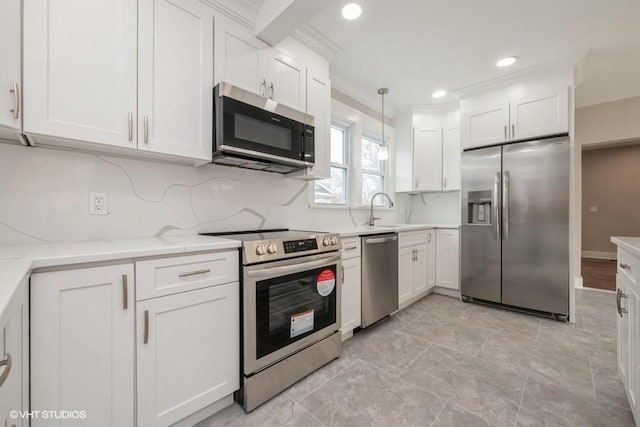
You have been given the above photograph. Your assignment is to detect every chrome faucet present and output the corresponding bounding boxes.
[368,192,395,226]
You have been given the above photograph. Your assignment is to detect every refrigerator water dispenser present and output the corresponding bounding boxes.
[467,190,492,225]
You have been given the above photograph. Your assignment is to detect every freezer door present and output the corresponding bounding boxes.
[461,145,502,303]
[501,137,569,315]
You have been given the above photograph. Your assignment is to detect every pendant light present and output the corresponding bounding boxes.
[377,88,389,160]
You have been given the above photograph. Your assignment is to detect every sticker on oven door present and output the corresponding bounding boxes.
[317,269,336,296]
[290,309,314,338]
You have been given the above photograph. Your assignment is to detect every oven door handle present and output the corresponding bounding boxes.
[248,254,341,279]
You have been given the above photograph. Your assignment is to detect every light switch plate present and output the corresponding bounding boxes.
[589,206,598,213]
[89,192,109,215]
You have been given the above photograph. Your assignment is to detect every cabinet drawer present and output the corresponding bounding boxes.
[341,237,361,260]
[398,230,428,248]
[136,251,239,300]
[618,248,640,285]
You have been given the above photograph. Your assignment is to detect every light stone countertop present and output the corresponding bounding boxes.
[321,224,460,237]
[611,236,640,257]
[0,235,241,319]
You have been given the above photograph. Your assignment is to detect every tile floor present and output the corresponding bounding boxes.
[198,289,633,427]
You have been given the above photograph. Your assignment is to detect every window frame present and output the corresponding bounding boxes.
[312,120,351,206]
[360,133,387,207]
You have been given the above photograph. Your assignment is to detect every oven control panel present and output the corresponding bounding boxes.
[283,239,319,254]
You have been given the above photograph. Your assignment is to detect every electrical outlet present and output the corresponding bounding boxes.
[89,192,109,215]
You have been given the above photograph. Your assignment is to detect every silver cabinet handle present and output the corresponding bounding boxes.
[428,233,432,243]
[504,125,507,139]
[269,82,274,99]
[178,268,211,278]
[0,353,11,388]
[415,177,419,189]
[9,82,19,119]
[415,249,419,262]
[343,246,358,251]
[143,310,149,344]
[493,172,501,239]
[143,116,149,144]
[122,274,128,310]
[261,78,267,97]
[617,289,622,316]
[512,124,515,139]
[621,263,631,271]
[620,290,628,314]
[128,113,133,141]
[444,177,447,189]
[341,266,345,284]
[502,171,510,240]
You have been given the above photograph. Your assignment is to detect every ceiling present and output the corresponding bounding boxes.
[291,0,640,113]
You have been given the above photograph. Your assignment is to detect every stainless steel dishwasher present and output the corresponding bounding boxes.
[361,233,398,327]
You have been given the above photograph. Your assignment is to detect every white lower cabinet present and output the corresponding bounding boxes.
[436,229,460,290]
[31,264,135,427]
[137,284,239,426]
[340,237,362,338]
[0,278,28,427]
[398,230,434,306]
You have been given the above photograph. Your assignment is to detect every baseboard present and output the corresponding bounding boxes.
[172,394,234,427]
[432,286,461,298]
[582,251,616,260]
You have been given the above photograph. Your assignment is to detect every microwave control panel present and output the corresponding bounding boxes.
[283,239,318,254]
[303,125,315,162]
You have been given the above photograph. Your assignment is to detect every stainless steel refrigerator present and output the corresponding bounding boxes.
[461,135,570,317]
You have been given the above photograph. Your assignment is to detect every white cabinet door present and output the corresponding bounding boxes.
[443,124,461,191]
[341,257,361,336]
[265,51,306,111]
[510,87,568,141]
[398,246,415,305]
[618,273,631,389]
[23,0,137,148]
[436,229,460,290]
[0,280,27,427]
[137,284,239,427]
[138,0,213,161]
[413,127,443,191]
[294,68,331,179]
[214,16,267,94]
[31,264,135,427]
[461,102,510,149]
[0,0,21,135]
[426,230,436,289]
[413,244,429,295]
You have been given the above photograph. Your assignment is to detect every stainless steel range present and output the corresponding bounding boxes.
[201,229,342,412]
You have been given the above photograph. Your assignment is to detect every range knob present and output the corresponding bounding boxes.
[322,237,331,247]
[267,243,278,254]
[330,236,338,245]
[255,244,267,255]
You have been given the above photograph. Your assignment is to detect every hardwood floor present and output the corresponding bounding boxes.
[582,257,617,291]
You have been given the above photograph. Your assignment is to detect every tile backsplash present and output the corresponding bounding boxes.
[0,144,407,245]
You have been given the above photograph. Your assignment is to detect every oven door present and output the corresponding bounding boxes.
[243,252,341,375]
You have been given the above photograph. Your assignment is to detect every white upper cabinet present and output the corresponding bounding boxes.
[292,68,330,179]
[510,87,569,141]
[138,0,213,161]
[442,112,461,191]
[461,101,510,149]
[214,17,267,94]
[264,50,306,111]
[24,0,138,148]
[413,127,443,191]
[461,83,569,149]
[0,0,21,139]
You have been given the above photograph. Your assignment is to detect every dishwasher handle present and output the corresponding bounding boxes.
[364,235,397,244]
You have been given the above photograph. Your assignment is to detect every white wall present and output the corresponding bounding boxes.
[407,191,460,225]
[0,143,406,245]
[576,96,640,147]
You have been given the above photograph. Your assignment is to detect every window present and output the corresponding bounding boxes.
[314,125,349,204]
[361,135,386,206]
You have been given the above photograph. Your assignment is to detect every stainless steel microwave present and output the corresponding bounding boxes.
[212,82,315,174]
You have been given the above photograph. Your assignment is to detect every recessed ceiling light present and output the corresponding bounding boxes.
[432,90,447,99]
[496,56,517,67]
[342,3,362,20]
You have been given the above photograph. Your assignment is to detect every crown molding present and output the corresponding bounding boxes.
[202,0,259,30]
[290,24,343,61]
[331,75,396,119]
[450,54,582,100]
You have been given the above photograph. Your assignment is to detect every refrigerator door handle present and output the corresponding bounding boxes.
[493,172,501,239]
[503,171,510,240]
